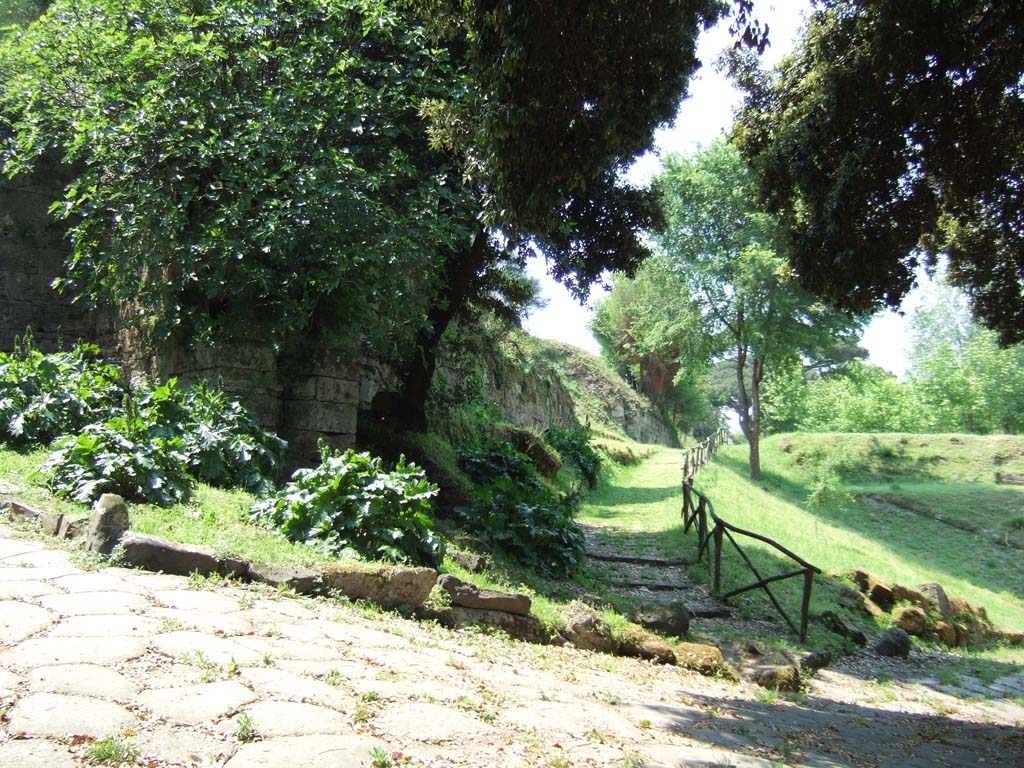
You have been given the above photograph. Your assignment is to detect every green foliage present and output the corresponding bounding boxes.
[730,0,1024,344]
[250,447,445,567]
[0,335,124,445]
[40,378,284,506]
[457,441,584,578]
[0,0,470,355]
[544,426,601,489]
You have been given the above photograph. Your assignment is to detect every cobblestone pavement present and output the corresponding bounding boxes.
[1,525,1022,768]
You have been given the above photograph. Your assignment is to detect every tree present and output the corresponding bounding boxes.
[649,141,862,479]
[908,285,1024,433]
[1,0,475,368]
[1,0,731,432]
[730,0,1024,345]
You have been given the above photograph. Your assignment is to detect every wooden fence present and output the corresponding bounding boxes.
[680,428,729,481]
[679,431,820,641]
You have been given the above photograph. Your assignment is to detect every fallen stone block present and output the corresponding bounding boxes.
[439,606,556,645]
[321,563,436,609]
[917,582,951,617]
[39,512,64,537]
[119,532,248,578]
[617,627,676,665]
[631,603,690,637]
[7,500,44,522]
[674,642,733,678]
[893,605,930,636]
[436,574,531,615]
[754,664,801,692]
[249,563,321,595]
[560,602,617,653]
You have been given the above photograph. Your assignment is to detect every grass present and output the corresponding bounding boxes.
[85,735,137,765]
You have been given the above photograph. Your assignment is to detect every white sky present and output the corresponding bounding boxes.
[524,0,922,379]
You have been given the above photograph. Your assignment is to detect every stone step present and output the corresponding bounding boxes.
[587,552,692,567]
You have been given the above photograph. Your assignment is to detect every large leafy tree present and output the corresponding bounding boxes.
[1,0,473,364]
[605,141,863,479]
[730,0,1024,345]
[1,0,730,432]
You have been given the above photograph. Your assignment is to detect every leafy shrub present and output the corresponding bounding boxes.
[250,448,445,567]
[457,440,584,578]
[40,411,192,506]
[41,378,285,505]
[0,335,124,445]
[544,426,601,488]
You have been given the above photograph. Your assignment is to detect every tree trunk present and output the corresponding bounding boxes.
[748,356,764,481]
[388,229,489,432]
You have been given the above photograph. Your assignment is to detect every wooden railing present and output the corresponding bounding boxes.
[680,428,729,481]
[680,440,820,641]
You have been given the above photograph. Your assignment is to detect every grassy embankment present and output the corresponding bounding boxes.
[579,433,1024,661]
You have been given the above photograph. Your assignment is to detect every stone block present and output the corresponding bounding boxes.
[427,606,555,645]
[249,562,321,595]
[617,627,676,664]
[283,399,358,435]
[119,532,248,578]
[873,627,912,657]
[893,605,930,636]
[321,563,437,608]
[436,573,531,615]
[8,500,43,522]
[57,514,89,540]
[315,376,359,405]
[917,582,951,617]
[754,664,801,691]
[86,493,130,554]
[631,603,690,637]
[39,512,64,537]
[674,642,732,677]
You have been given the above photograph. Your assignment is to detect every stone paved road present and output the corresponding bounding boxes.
[1,524,1022,768]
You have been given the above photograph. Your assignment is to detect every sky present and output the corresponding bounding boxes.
[523,1,924,379]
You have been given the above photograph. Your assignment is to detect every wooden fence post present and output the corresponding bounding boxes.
[712,525,723,593]
[800,569,814,642]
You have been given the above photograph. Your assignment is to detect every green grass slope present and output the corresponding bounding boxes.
[700,433,1024,632]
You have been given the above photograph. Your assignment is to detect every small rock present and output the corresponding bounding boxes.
[86,494,130,554]
[797,650,832,672]
[891,584,928,608]
[8,500,43,522]
[631,603,690,637]
[873,627,912,657]
[39,512,64,537]
[57,515,88,540]
[617,627,676,665]
[850,569,894,611]
[436,574,531,615]
[819,611,868,646]
[893,605,930,636]
[561,602,617,653]
[448,550,487,574]
[674,642,733,678]
[917,582,951,617]
[754,664,801,692]
[932,620,958,646]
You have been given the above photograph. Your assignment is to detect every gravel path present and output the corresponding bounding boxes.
[1,525,1022,767]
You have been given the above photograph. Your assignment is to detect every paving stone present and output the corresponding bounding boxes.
[234,700,352,737]
[108,568,189,590]
[138,680,256,723]
[0,538,45,559]
[233,634,343,662]
[253,597,320,620]
[0,579,62,599]
[6,692,134,738]
[47,613,162,638]
[28,663,140,700]
[0,600,56,644]
[374,702,496,741]
[0,666,22,702]
[0,739,78,768]
[150,631,264,666]
[1,635,147,668]
[224,735,386,768]
[133,724,236,765]
[155,589,242,613]
[0,565,83,582]
[51,572,151,595]
[240,666,351,709]
[0,548,76,568]
[37,590,151,616]
[144,607,254,635]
